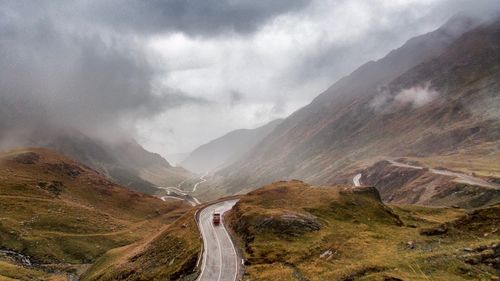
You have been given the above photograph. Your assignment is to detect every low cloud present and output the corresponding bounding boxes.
[1,0,498,155]
[370,82,439,111]
[0,14,205,147]
[394,83,439,108]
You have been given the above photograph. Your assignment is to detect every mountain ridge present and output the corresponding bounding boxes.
[181,119,283,173]
[218,15,500,199]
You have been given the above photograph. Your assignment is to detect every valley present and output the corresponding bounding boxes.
[0,6,499,281]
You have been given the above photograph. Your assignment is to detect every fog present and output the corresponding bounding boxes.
[0,0,498,156]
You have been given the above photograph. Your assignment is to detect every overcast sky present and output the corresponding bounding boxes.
[0,0,499,157]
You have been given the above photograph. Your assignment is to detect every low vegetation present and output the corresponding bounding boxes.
[81,209,201,281]
[227,180,499,281]
[360,159,500,208]
[0,148,190,280]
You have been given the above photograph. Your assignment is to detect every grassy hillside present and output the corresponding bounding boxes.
[227,181,499,280]
[0,148,190,280]
[20,128,193,194]
[81,208,201,281]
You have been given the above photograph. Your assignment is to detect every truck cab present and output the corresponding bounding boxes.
[212,212,221,225]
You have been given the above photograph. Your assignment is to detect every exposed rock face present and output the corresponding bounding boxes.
[255,212,321,237]
[361,160,500,208]
[11,152,40,164]
[37,181,65,197]
[350,185,382,201]
[46,163,83,178]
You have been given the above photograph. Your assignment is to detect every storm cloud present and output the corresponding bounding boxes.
[0,0,499,156]
[82,0,310,36]
[0,2,207,144]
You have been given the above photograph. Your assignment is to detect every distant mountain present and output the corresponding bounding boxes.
[166,152,190,166]
[181,119,283,173]
[220,15,500,197]
[9,128,192,194]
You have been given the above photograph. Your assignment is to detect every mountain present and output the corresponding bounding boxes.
[0,148,190,279]
[166,152,190,166]
[83,179,500,281]
[12,128,192,194]
[181,119,283,173]
[219,16,500,198]
[359,159,500,208]
[226,180,499,280]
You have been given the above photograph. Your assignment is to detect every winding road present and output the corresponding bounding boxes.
[388,160,498,189]
[353,173,362,187]
[193,172,208,192]
[158,187,200,206]
[351,160,498,190]
[197,200,241,281]
[158,172,209,206]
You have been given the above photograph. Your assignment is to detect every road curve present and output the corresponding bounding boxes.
[388,160,498,189]
[197,200,241,281]
[193,172,208,192]
[353,173,362,187]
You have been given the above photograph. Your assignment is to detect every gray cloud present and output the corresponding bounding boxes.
[229,90,245,106]
[1,0,309,38]
[1,0,499,155]
[81,0,310,37]
[283,0,500,92]
[0,11,205,144]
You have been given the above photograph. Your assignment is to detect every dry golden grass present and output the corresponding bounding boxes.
[0,148,191,279]
[227,181,499,281]
[81,208,202,281]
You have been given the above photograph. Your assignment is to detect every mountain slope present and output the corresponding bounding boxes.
[359,159,500,208]
[226,181,499,280]
[220,16,500,196]
[181,119,282,173]
[0,148,190,279]
[19,128,192,194]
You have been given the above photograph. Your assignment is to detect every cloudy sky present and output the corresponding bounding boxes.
[0,0,498,157]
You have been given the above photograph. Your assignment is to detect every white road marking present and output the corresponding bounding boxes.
[196,200,240,281]
[221,205,239,281]
[210,216,223,281]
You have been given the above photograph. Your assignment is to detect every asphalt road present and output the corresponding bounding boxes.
[353,173,362,187]
[158,186,201,206]
[157,173,209,206]
[388,160,499,189]
[193,171,208,192]
[197,200,241,281]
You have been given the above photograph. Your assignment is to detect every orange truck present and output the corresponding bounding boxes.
[212,212,221,225]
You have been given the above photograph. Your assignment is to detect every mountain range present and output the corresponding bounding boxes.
[181,119,282,173]
[1,13,499,281]
[217,15,500,200]
[3,128,192,194]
